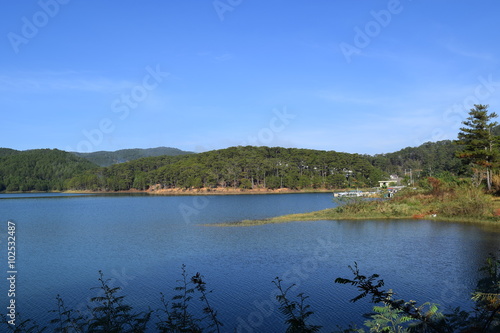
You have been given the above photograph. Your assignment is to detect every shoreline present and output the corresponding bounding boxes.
[3,187,335,196]
[209,194,500,227]
[5,187,500,228]
[146,187,333,195]
[208,208,500,228]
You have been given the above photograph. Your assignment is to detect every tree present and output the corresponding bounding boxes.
[455,104,499,191]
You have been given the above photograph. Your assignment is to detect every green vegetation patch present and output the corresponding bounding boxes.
[0,149,97,192]
[216,178,500,227]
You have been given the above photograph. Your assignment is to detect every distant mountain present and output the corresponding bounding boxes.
[0,149,97,192]
[72,147,194,167]
[66,146,385,191]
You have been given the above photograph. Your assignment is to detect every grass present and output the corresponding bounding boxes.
[209,182,500,227]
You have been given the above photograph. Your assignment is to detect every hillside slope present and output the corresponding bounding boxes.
[368,140,467,179]
[73,147,194,166]
[66,146,385,191]
[0,149,98,191]
[0,140,473,193]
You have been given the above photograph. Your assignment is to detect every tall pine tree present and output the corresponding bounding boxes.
[455,104,499,190]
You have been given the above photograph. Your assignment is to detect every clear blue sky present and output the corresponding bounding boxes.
[1,1,499,154]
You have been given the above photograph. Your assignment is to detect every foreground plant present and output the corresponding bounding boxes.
[156,264,203,332]
[4,254,500,332]
[336,254,500,333]
[273,277,321,333]
[87,270,152,332]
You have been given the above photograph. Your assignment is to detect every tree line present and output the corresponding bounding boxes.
[72,146,193,167]
[5,113,498,194]
[66,146,386,191]
[0,149,97,192]
[368,140,467,181]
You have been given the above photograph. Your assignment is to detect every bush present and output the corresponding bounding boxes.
[4,255,500,332]
[436,184,493,218]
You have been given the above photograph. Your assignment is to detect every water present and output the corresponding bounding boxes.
[1,192,500,331]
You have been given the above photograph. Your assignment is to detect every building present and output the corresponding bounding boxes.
[378,175,402,188]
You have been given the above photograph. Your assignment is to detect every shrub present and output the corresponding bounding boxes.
[437,184,493,218]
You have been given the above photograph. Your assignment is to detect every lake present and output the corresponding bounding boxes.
[1,192,500,332]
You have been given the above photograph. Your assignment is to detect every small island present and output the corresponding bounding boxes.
[211,177,500,227]
[211,104,500,227]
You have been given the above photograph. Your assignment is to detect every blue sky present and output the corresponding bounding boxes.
[1,1,499,155]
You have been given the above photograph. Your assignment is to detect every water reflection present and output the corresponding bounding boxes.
[1,194,500,331]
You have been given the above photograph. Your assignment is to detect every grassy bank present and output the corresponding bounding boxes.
[212,180,500,227]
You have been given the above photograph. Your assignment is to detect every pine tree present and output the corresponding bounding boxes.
[455,104,499,191]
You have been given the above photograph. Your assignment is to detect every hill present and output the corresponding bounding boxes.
[66,146,385,191]
[0,149,98,192]
[73,147,194,166]
[0,148,21,158]
[0,141,472,193]
[367,140,467,180]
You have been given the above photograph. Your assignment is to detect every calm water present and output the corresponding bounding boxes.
[1,192,500,332]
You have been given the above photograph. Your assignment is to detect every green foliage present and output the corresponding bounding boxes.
[50,294,86,332]
[87,271,152,332]
[73,147,194,167]
[0,148,21,158]
[333,197,372,214]
[66,146,384,191]
[273,277,322,333]
[363,305,412,333]
[5,255,500,332]
[335,263,447,332]
[335,254,500,333]
[65,154,188,191]
[191,273,223,333]
[470,254,500,331]
[3,140,481,194]
[437,184,493,218]
[0,149,97,192]
[2,267,223,333]
[156,264,202,332]
[368,140,467,180]
[327,177,497,222]
[455,104,499,191]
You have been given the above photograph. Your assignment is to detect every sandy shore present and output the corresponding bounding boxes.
[61,187,333,196]
[147,187,332,195]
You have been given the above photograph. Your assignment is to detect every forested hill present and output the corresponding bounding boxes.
[73,147,194,166]
[0,149,97,192]
[66,146,385,191]
[0,148,20,157]
[367,140,467,179]
[0,141,471,193]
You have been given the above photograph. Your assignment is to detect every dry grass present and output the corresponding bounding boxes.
[209,183,500,227]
